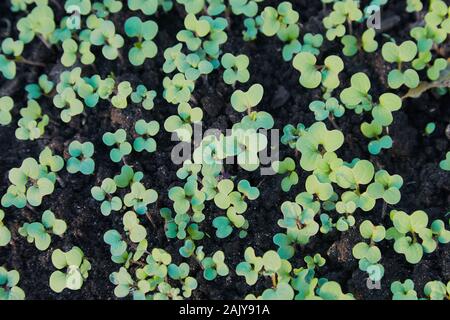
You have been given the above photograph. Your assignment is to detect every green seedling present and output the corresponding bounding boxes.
[178,52,214,81]
[123,182,158,215]
[0,96,14,126]
[367,170,403,205]
[230,83,263,113]
[53,87,84,123]
[0,210,11,247]
[340,72,373,114]
[391,279,418,300]
[103,129,132,163]
[360,120,393,155]
[260,2,299,37]
[382,41,419,89]
[25,75,54,99]
[386,210,437,264]
[93,0,124,17]
[296,121,344,171]
[207,0,226,16]
[125,17,158,66]
[176,0,205,14]
[61,39,95,67]
[163,73,195,104]
[304,254,326,270]
[352,220,385,276]
[0,38,24,80]
[134,119,160,153]
[212,216,234,239]
[424,280,450,300]
[301,33,324,56]
[221,53,250,86]
[164,102,203,142]
[67,140,95,175]
[128,0,158,15]
[19,210,67,251]
[440,152,450,171]
[123,211,147,243]
[177,14,211,52]
[50,247,91,293]
[198,249,229,281]
[230,0,263,17]
[114,165,144,188]
[90,19,125,60]
[91,178,122,216]
[15,99,49,140]
[0,267,25,300]
[341,28,378,57]
[163,43,186,73]
[169,177,206,215]
[111,81,133,109]
[322,0,363,41]
[131,85,157,110]
[17,4,55,44]
[293,53,344,89]
[281,123,306,149]
[272,157,298,192]
[309,97,345,121]
[103,229,128,263]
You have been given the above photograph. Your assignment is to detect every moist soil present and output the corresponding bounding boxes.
[0,0,449,300]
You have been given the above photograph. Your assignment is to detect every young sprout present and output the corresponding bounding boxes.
[128,0,158,15]
[164,102,203,142]
[133,119,160,153]
[386,210,437,264]
[304,253,326,270]
[309,97,345,121]
[0,209,11,247]
[176,14,211,52]
[131,85,157,110]
[0,96,14,126]
[382,41,419,89]
[424,280,450,300]
[427,58,448,81]
[440,152,450,171]
[235,247,263,285]
[230,0,263,17]
[0,38,24,79]
[163,73,195,104]
[25,75,54,99]
[61,39,95,67]
[371,93,402,127]
[230,83,264,113]
[242,17,260,41]
[17,4,55,44]
[91,178,123,216]
[67,140,95,175]
[352,220,385,277]
[221,53,250,86]
[260,2,299,37]
[301,33,324,56]
[406,0,423,13]
[278,24,302,62]
[281,123,306,149]
[212,216,234,239]
[123,211,147,243]
[340,72,373,114]
[111,81,133,109]
[296,121,344,171]
[0,267,25,300]
[322,0,363,41]
[367,170,403,205]
[178,52,214,81]
[90,19,125,60]
[123,182,158,215]
[103,129,132,163]
[341,28,378,57]
[271,157,298,192]
[360,120,393,155]
[176,0,205,14]
[125,17,158,66]
[207,0,226,16]
[198,249,229,281]
[50,247,91,293]
[19,210,67,251]
[293,53,344,89]
[391,279,418,300]
[53,88,84,123]
[103,229,128,263]
[93,0,124,17]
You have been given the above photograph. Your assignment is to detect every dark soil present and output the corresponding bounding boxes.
[0,0,449,300]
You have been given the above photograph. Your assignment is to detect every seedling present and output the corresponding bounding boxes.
[50,246,91,293]
[25,75,55,99]
[281,123,306,149]
[260,2,299,37]
[0,96,13,126]
[440,152,450,171]
[67,140,95,175]
[360,120,393,155]
[352,220,385,276]
[296,121,344,171]
[131,85,157,110]
[0,38,24,80]
[123,211,147,243]
[169,177,206,215]
[111,81,133,109]
[128,0,158,15]
[90,19,124,60]
[391,279,418,300]
[61,39,95,67]
[340,72,373,114]
[123,182,158,215]
[309,97,345,121]
[230,0,263,17]
[221,53,250,86]
[198,249,229,281]
[341,28,378,57]
[19,210,67,251]
[134,119,160,153]
[367,170,403,205]
[176,0,205,14]
[114,165,143,188]
[304,254,326,270]
[0,209,11,247]
[322,0,363,41]
[207,0,226,16]
[15,99,49,141]
[272,157,298,192]
[103,129,132,163]
[293,53,344,89]
[382,41,419,89]
[124,17,158,66]
[424,280,450,300]
[0,267,25,300]
[176,14,211,52]
[91,178,123,216]
[386,210,437,264]
[163,73,195,104]
[231,82,263,111]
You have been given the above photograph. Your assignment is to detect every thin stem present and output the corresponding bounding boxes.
[16,57,46,68]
